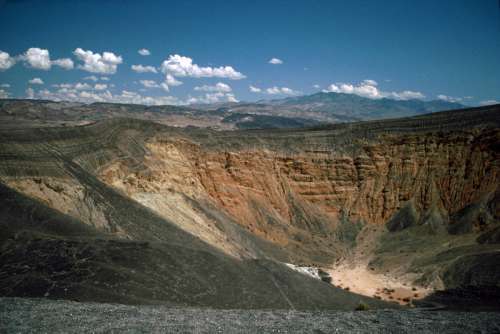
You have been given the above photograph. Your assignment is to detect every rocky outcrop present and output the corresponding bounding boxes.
[91,125,500,267]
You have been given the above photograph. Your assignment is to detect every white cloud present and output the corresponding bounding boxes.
[138,48,151,56]
[160,82,170,92]
[74,82,92,90]
[22,48,51,70]
[51,82,96,91]
[73,48,123,74]
[20,48,74,70]
[165,74,182,86]
[226,93,238,103]
[313,84,320,89]
[29,77,44,85]
[249,85,299,95]
[0,83,10,88]
[131,64,157,73]
[0,89,10,99]
[194,82,232,93]
[362,79,378,86]
[159,74,184,93]
[139,80,159,88]
[28,86,183,106]
[100,76,110,81]
[437,94,463,103]
[0,51,16,71]
[160,54,245,80]
[266,86,300,95]
[84,75,99,82]
[94,83,107,91]
[479,100,499,106]
[269,58,283,65]
[52,58,74,70]
[323,80,425,100]
[25,88,34,99]
[188,92,239,104]
[391,91,425,100]
[249,85,261,93]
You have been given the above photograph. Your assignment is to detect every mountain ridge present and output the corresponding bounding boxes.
[0,92,469,130]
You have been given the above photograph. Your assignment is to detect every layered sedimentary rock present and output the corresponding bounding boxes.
[95,128,499,262]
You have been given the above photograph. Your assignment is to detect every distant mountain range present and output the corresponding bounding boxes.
[0,92,468,130]
[205,92,466,124]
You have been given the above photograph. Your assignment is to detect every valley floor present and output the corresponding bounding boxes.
[327,265,432,305]
[1,298,500,334]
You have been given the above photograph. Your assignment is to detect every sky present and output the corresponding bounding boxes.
[0,0,499,106]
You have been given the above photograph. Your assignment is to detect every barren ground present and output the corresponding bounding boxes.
[2,298,500,334]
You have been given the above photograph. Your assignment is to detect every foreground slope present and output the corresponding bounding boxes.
[2,297,500,334]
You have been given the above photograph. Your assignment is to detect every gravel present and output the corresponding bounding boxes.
[1,298,500,333]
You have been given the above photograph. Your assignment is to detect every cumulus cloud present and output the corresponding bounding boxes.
[84,75,99,82]
[0,51,16,71]
[480,100,499,106]
[25,88,34,99]
[194,82,232,93]
[100,76,110,81]
[391,91,425,100]
[138,48,151,56]
[362,79,378,86]
[0,83,10,88]
[22,48,51,70]
[159,74,183,93]
[188,92,238,104]
[323,80,425,100]
[94,83,107,91]
[437,94,464,103]
[266,86,300,95]
[249,85,299,95]
[268,58,283,65]
[73,48,123,74]
[131,64,157,73]
[20,48,73,70]
[313,84,320,89]
[28,86,183,106]
[74,82,92,90]
[51,58,74,70]
[165,74,182,86]
[0,89,10,99]
[249,85,261,93]
[29,77,44,85]
[51,82,100,91]
[159,82,169,92]
[139,80,159,88]
[160,54,245,80]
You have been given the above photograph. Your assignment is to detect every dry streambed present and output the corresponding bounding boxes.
[286,263,431,306]
[327,266,432,306]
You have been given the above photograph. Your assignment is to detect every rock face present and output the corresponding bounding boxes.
[95,127,499,266]
[0,104,499,306]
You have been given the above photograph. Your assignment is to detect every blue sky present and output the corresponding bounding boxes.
[0,0,499,105]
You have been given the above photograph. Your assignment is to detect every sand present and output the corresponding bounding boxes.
[326,265,432,305]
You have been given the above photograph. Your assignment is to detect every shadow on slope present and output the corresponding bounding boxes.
[0,183,396,310]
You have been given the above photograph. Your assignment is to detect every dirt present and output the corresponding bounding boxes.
[2,298,500,334]
[328,265,432,305]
